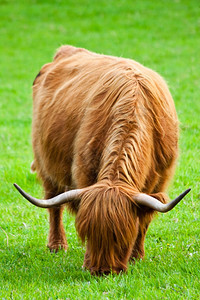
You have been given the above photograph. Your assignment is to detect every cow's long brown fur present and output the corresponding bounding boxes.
[32,45,179,274]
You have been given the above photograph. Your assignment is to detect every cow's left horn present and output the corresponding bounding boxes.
[13,183,83,208]
[133,189,191,213]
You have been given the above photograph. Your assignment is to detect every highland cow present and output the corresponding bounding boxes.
[14,45,190,275]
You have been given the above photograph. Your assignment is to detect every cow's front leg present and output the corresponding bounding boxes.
[130,212,153,261]
[48,206,68,252]
[130,226,146,260]
[43,181,68,252]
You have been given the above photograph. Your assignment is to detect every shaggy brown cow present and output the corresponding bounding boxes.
[14,45,190,275]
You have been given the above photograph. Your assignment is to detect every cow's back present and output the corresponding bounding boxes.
[32,46,178,193]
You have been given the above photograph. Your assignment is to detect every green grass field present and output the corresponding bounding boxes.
[0,0,199,299]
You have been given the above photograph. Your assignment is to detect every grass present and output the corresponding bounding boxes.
[0,0,200,299]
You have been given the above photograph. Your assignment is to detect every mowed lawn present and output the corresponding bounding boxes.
[0,0,199,299]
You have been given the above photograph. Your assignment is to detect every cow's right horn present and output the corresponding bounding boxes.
[13,183,83,208]
[133,188,191,213]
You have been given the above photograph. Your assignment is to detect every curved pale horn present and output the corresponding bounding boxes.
[133,189,191,213]
[13,183,83,208]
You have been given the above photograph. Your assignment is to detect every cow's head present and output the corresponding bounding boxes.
[75,182,139,274]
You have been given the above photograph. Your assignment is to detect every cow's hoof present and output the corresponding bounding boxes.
[129,250,144,262]
[47,243,68,253]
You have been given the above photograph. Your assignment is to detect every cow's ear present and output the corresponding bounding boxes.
[66,199,82,214]
[149,192,168,204]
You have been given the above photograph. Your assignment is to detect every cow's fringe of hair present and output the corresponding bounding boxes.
[75,180,139,273]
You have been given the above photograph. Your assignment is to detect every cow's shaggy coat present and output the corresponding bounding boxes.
[31,45,179,274]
